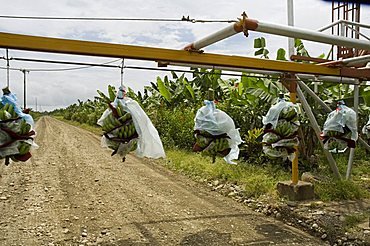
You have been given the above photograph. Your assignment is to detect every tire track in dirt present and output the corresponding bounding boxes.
[0,116,325,245]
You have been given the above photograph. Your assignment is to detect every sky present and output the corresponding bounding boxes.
[0,0,369,111]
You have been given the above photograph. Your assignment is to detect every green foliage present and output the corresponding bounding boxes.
[315,179,366,201]
[276,48,287,61]
[344,212,369,229]
[254,37,269,58]
[150,106,197,149]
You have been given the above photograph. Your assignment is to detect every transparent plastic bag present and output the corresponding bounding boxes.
[323,103,358,141]
[263,145,288,159]
[262,99,299,129]
[1,92,34,126]
[362,116,370,138]
[271,137,299,149]
[194,100,242,164]
[0,93,38,162]
[98,86,165,159]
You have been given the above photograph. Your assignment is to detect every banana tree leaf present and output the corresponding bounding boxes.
[156,76,172,103]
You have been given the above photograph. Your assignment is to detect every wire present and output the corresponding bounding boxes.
[0,58,121,72]
[123,65,275,79]
[9,57,121,68]
[0,15,236,23]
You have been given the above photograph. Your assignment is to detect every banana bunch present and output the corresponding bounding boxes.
[274,119,297,138]
[101,112,122,132]
[279,106,297,121]
[325,130,341,137]
[17,141,31,155]
[202,138,229,156]
[116,123,136,139]
[262,104,300,160]
[100,102,138,156]
[18,119,32,135]
[194,130,230,159]
[262,132,280,144]
[0,103,18,120]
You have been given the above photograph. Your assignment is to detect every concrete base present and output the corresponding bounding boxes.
[277,181,315,201]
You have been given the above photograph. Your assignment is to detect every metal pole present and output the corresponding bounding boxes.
[346,82,359,180]
[22,69,28,109]
[297,79,370,152]
[287,0,295,58]
[165,62,359,84]
[183,17,370,51]
[6,49,9,87]
[297,86,341,179]
[244,19,370,50]
[184,20,242,51]
[35,97,37,112]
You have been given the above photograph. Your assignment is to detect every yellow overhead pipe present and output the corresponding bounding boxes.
[0,32,367,79]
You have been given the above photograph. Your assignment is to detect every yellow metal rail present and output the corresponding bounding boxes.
[0,32,361,78]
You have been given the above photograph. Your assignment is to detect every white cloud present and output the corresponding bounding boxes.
[0,0,369,110]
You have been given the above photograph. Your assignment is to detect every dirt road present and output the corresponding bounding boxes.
[0,117,324,245]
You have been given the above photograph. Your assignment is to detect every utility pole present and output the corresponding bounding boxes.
[35,97,37,112]
[21,69,29,109]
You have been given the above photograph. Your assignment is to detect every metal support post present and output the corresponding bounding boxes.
[346,82,359,180]
[21,69,28,109]
[287,0,295,58]
[6,49,9,87]
[297,86,341,179]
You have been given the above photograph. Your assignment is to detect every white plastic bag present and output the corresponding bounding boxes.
[262,99,298,129]
[0,92,38,163]
[323,103,358,141]
[362,116,370,138]
[98,86,165,159]
[194,100,242,164]
[1,92,34,127]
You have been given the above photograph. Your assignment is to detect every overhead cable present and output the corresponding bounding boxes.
[0,15,236,23]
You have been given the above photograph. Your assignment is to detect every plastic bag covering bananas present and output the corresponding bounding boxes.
[362,116,370,139]
[262,99,299,160]
[97,85,165,160]
[193,100,242,164]
[0,91,37,166]
[321,101,358,152]
[98,100,138,158]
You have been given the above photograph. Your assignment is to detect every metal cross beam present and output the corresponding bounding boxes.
[0,32,368,79]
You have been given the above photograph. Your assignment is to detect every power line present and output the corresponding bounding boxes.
[0,57,121,72]
[0,15,236,23]
[123,65,275,79]
[10,57,121,68]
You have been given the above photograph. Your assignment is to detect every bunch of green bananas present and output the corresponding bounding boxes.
[101,112,121,132]
[0,103,18,120]
[116,123,136,139]
[194,130,230,158]
[202,138,229,156]
[262,132,280,144]
[279,106,297,121]
[18,119,32,135]
[101,103,138,156]
[326,130,342,137]
[274,119,296,137]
